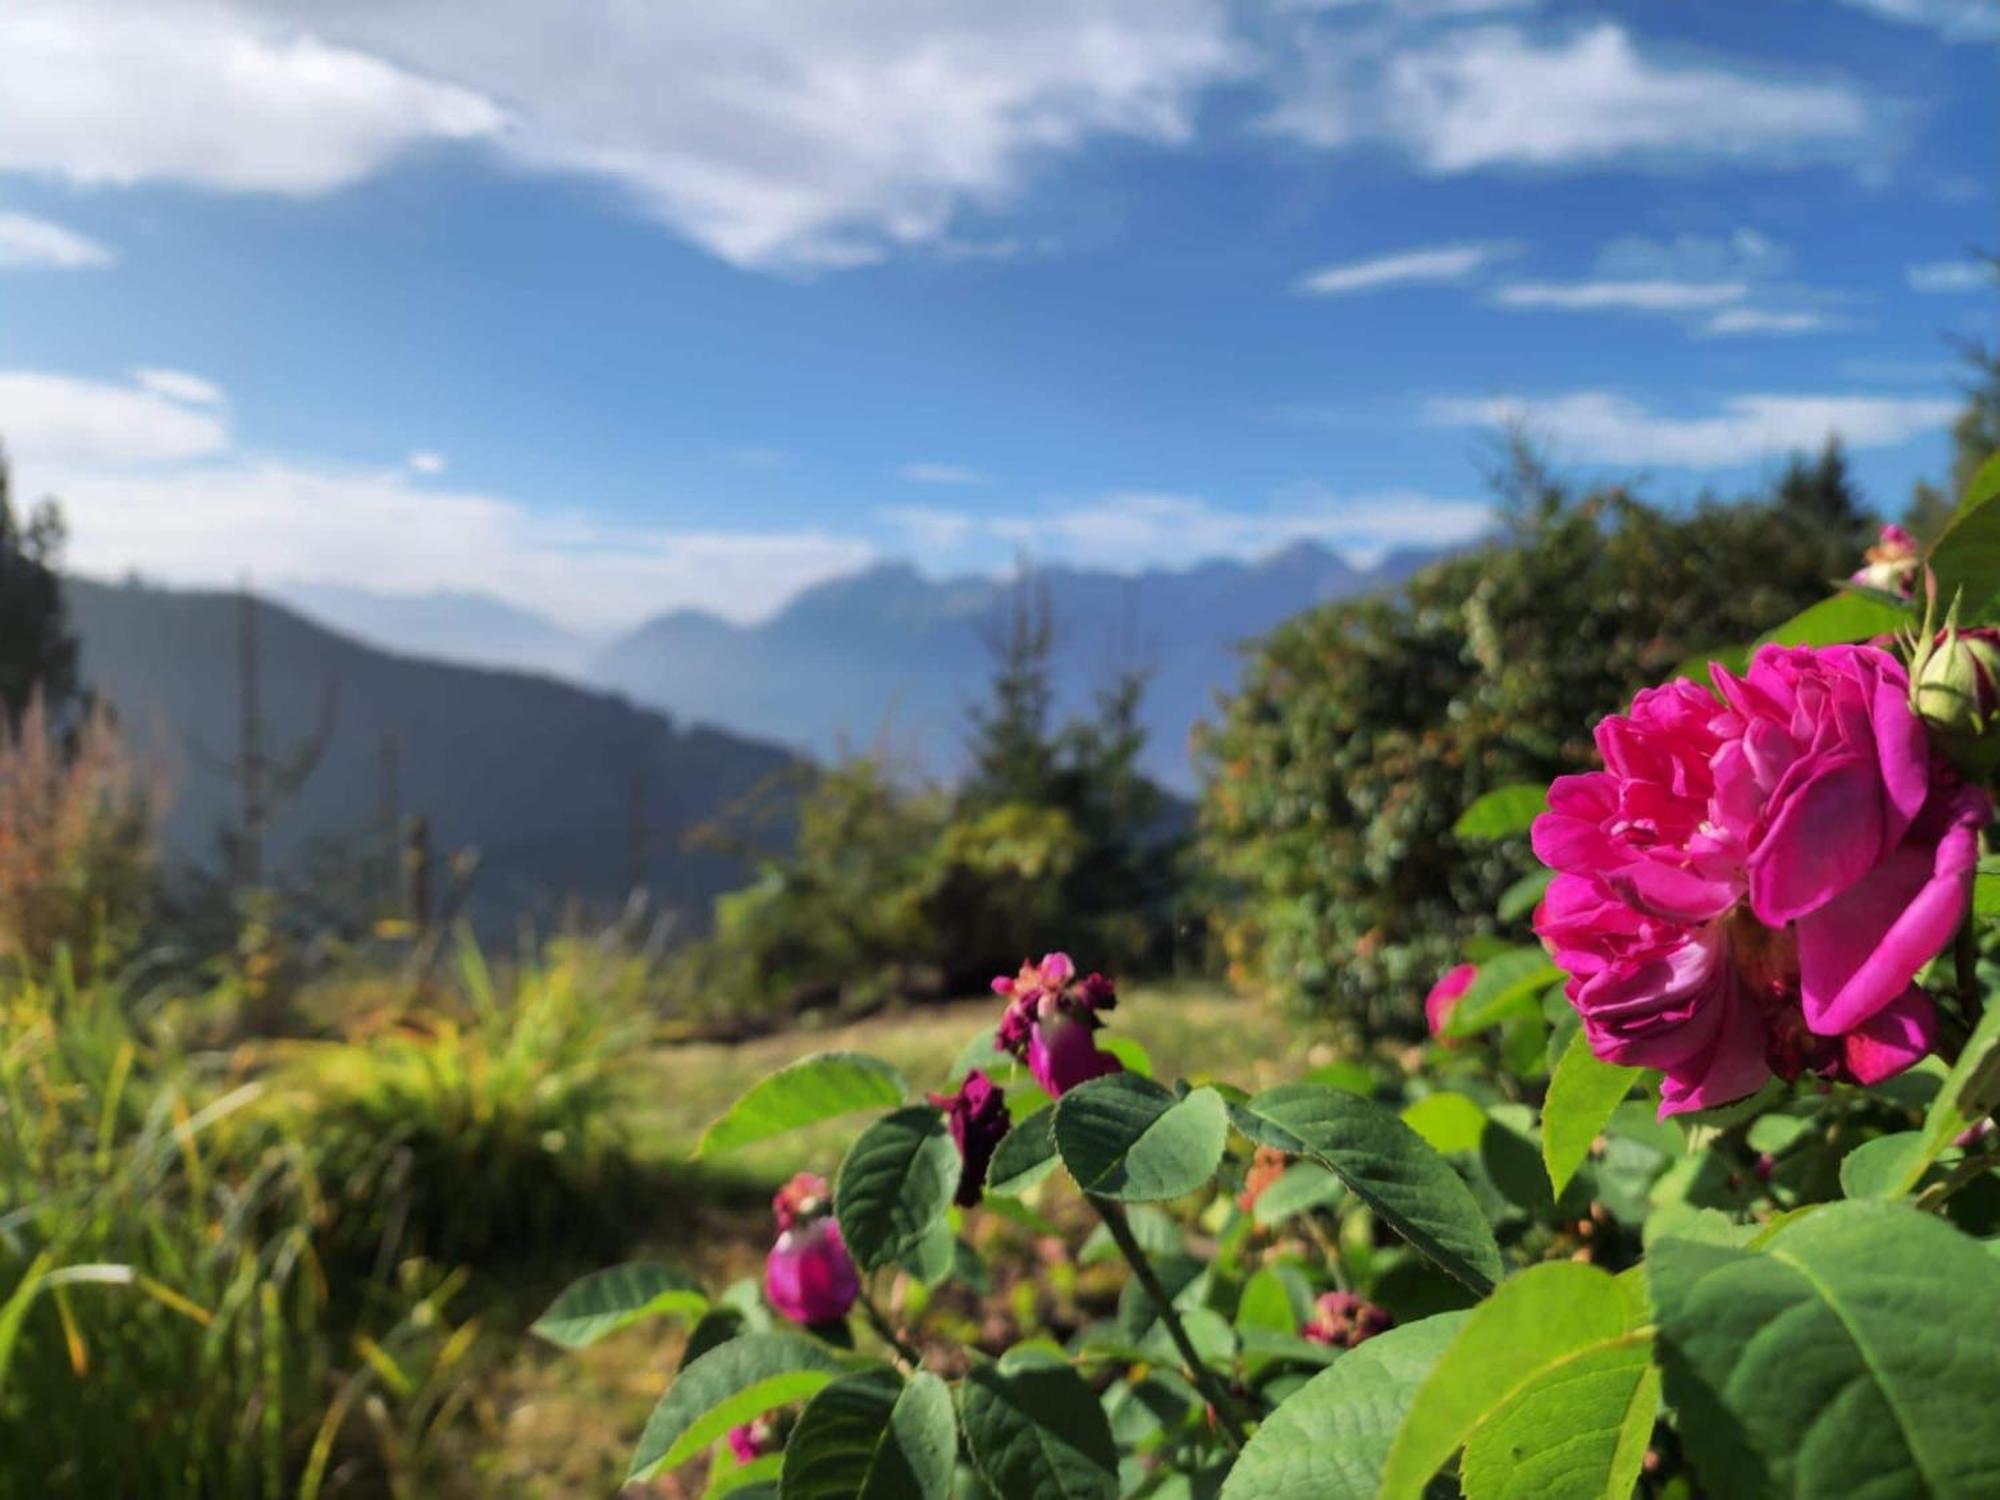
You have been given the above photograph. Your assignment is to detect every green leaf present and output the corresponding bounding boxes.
[1542,1031,1641,1200]
[531,1263,707,1350]
[1053,1074,1229,1203]
[1221,1313,1469,1500]
[1497,869,1555,924]
[1973,870,2000,921]
[985,1107,1058,1198]
[835,1106,959,1272]
[1899,998,2000,1194]
[1649,1200,2000,1499]
[779,1369,956,1500]
[1400,1092,1490,1156]
[1252,1162,1346,1226]
[896,1218,954,1287]
[628,1334,848,1481]
[1380,1263,1652,1500]
[1445,949,1564,1038]
[1929,449,2000,623]
[1100,1034,1155,1078]
[1838,1132,1927,1200]
[1454,784,1548,842]
[696,1052,909,1158]
[959,1355,1119,1500]
[1761,591,1912,650]
[1235,1084,1502,1292]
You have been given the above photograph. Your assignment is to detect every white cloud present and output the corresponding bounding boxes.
[898,462,989,486]
[1701,308,1836,337]
[0,211,113,269]
[1270,23,1874,172]
[0,369,229,466]
[406,450,448,475]
[1428,391,1958,468]
[41,0,1230,272]
[132,368,226,406]
[1909,259,1996,293]
[1496,280,1746,312]
[0,1,502,196]
[1834,0,2000,40]
[1297,242,1509,295]
[0,368,866,629]
[885,488,1492,571]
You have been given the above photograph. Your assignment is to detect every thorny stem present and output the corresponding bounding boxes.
[1089,1196,1251,1451]
[858,1281,923,1371]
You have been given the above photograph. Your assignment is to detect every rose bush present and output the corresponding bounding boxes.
[534,452,2000,1499]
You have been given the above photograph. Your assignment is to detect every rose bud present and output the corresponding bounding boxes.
[994,952,1123,1097]
[1850,523,1920,598]
[764,1172,860,1325]
[928,1069,1010,1207]
[1302,1290,1394,1349]
[1914,625,2000,769]
[1425,963,1477,1042]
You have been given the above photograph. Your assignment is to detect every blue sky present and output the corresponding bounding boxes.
[0,0,1993,632]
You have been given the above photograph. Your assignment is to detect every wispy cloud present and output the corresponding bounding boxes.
[1908,259,1996,293]
[132,368,226,406]
[1701,308,1836,338]
[0,211,114,269]
[883,488,1492,571]
[407,450,448,476]
[1833,0,2000,41]
[0,369,228,466]
[1428,390,1957,468]
[1496,279,1746,312]
[1270,23,1876,173]
[897,462,989,486]
[1297,242,1510,296]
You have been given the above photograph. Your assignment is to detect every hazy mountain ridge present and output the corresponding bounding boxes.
[591,541,1458,791]
[67,578,794,927]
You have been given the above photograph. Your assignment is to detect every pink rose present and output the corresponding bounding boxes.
[994,952,1123,1097]
[1533,643,1988,1116]
[764,1172,859,1324]
[1425,963,1477,1039]
[726,1421,772,1465]
[1851,523,1920,598]
[927,1069,1010,1207]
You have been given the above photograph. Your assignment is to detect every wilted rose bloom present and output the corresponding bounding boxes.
[1425,963,1477,1039]
[764,1172,860,1325]
[1303,1291,1392,1349]
[1533,644,1988,1117]
[927,1069,1010,1206]
[1851,522,1920,598]
[994,952,1123,1096]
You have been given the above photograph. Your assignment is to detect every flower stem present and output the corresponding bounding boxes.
[857,1281,923,1371]
[1088,1195,1250,1450]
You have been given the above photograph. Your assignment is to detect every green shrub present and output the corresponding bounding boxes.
[1198,449,1870,1032]
[0,964,488,1499]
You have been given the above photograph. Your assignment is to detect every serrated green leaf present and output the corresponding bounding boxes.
[1445,949,1564,1038]
[531,1262,707,1350]
[1929,449,2000,623]
[1251,1161,1345,1226]
[628,1334,848,1481]
[779,1369,956,1500]
[1234,1084,1502,1292]
[1839,1132,1927,1200]
[1401,1092,1489,1156]
[1762,591,1912,650]
[1454,784,1548,842]
[1497,868,1556,924]
[1221,1313,1469,1500]
[835,1106,958,1271]
[1649,1200,2000,1499]
[1380,1263,1651,1500]
[985,1107,1058,1198]
[1053,1074,1228,1203]
[1542,1030,1641,1200]
[697,1052,909,1158]
[959,1356,1118,1500]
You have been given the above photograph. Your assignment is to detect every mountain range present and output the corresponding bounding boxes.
[69,578,793,929]
[273,541,1453,794]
